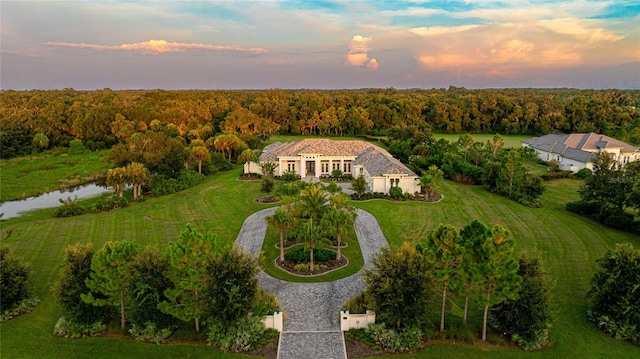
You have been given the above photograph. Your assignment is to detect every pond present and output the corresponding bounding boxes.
[0,183,115,220]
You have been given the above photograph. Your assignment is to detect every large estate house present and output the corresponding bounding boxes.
[247,138,420,195]
[522,133,640,172]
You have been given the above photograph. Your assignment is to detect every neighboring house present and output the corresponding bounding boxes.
[248,138,420,194]
[522,133,640,172]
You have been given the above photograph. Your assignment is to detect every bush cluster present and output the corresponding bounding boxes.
[53,317,107,339]
[206,315,278,352]
[92,196,128,213]
[149,171,204,196]
[54,197,86,217]
[351,192,415,201]
[541,170,572,181]
[128,322,173,344]
[286,246,334,262]
[366,323,423,353]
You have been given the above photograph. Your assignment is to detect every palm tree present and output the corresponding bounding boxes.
[298,183,328,221]
[419,164,444,200]
[266,207,294,263]
[190,145,210,174]
[323,193,357,260]
[238,149,260,175]
[106,166,128,197]
[125,162,151,200]
[299,219,322,272]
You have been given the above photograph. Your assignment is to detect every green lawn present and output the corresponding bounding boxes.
[0,149,111,202]
[1,161,639,358]
[434,133,531,148]
[354,178,640,358]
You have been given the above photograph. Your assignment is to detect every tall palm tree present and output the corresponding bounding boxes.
[299,219,322,272]
[298,183,328,221]
[125,162,151,200]
[266,207,294,263]
[323,193,357,260]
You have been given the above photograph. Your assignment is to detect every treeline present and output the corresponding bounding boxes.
[1,88,639,158]
[389,131,545,206]
[346,220,554,351]
[54,224,279,351]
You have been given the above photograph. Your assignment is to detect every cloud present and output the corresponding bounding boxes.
[44,39,267,56]
[409,17,629,79]
[346,35,379,69]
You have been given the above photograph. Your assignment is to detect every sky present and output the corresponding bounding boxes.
[1,0,639,90]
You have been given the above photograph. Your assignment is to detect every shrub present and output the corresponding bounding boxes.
[68,139,85,154]
[541,171,572,181]
[565,200,599,215]
[149,171,204,196]
[207,315,277,352]
[280,170,299,182]
[0,247,32,312]
[604,213,634,230]
[574,168,592,179]
[331,169,343,178]
[261,176,275,193]
[211,152,233,172]
[342,292,369,314]
[366,323,423,353]
[128,322,173,344]
[54,197,86,217]
[53,317,107,338]
[251,287,281,317]
[388,186,403,200]
[0,297,39,321]
[286,246,334,262]
[92,196,128,213]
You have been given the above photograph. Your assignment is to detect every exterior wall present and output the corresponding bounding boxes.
[369,175,419,194]
[243,161,263,175]
[340,310,375,331]
[276,155,356,177]
[262,312,283,332]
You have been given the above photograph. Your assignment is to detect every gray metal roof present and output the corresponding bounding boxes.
[522,133,638,163]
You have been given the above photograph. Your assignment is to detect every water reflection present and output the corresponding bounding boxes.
[0,183,114,220]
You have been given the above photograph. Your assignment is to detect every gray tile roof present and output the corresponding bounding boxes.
[522,133,639,163]
[260,138,416,177]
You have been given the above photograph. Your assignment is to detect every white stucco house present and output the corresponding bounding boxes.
[522,133,640,172]
[246,138,420,195]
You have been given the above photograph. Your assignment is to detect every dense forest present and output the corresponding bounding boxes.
[1,88,639,159]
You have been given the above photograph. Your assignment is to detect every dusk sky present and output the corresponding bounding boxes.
[1,0,639,90]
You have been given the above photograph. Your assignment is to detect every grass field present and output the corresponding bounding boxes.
[0,149,111,202]
[269,133,530,149]
[1,159,639,358]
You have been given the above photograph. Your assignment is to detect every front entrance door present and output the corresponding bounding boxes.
[306,161,315,176]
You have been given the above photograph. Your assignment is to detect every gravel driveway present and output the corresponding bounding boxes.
[235,207,389,359]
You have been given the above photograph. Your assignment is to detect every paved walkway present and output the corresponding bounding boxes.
[235,208,388,359]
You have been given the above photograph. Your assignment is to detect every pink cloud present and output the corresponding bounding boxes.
[346,35,379,70]
[44,39,267,56]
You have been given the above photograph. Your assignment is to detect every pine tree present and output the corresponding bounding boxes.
[82,240,139,329]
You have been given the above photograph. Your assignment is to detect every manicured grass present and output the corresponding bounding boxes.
[260,224,363,282]
[434,133,531,148]
[354,178,640,358]
[0,167,272,359]
[2,160,639,358]
[0,149,111,202]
